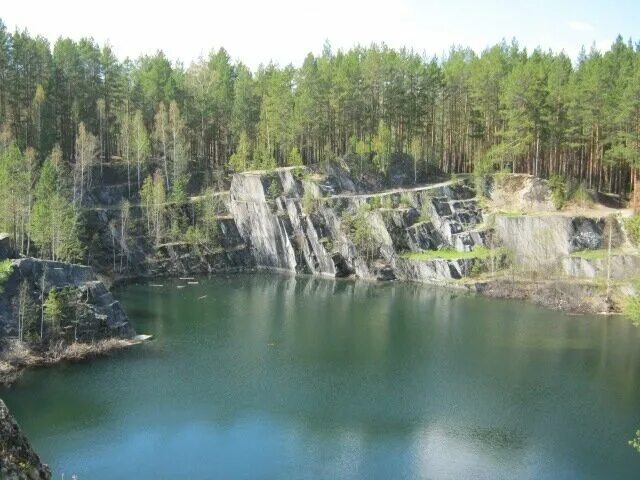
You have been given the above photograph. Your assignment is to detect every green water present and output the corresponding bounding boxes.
[2,273,640,479]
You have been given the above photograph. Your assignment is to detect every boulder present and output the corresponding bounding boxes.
[0,399,51,479]
[0,233,15,260]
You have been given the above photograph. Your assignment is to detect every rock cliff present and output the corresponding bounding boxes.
[80,162,640,314]
[0,399,50,480]
[0,257,133,341]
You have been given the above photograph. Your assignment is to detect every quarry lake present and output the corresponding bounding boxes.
[2,273,640,479]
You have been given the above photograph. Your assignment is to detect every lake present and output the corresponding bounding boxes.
[2,273,640,479]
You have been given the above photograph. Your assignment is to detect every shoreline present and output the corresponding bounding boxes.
[113,268,622,317]
[0,338,140,387]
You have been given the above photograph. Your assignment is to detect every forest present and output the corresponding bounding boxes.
[1,17,640,261]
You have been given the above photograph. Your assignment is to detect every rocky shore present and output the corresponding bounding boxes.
[0,251,136,385]
[0,338,137,386]
[0,399,51,480]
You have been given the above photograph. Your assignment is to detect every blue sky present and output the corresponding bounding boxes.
[2,0,638,68]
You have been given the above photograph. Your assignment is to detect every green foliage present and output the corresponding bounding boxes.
[302,189,318,215]
[200,193,220,247]
[140,172,167,244]
[623,286,640,326]
[372,120,392,174]
[3,22,640,261]
[43,287,80,339]
[570,249,610,260]
[229,131,252,172]
[341,207,380,260]
[399,194,412,208]
[266,179,283,199]
[548,175,567,210]
[287,147,303,167]
[381,196,394,209]
[469,259,484,278]
[30,154,82,261]
[569,182,592,207]
[187,190,219,250]
[401,247,502,261]
[419,203,432,223]
[368,196,382,209]
[624,215,640,245]
[630,430,640,452]
[493,169,510,188]
[0,259,13,293]
[170,175,188,204]
[253,146,277,170]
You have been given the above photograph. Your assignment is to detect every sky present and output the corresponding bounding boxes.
[2,0,638,68]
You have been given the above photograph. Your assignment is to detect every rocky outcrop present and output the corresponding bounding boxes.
[0,258,134,341]
[562,255,640,280]
[230,172,299,271]
[0,234,16,260]
[0,399,51,479]
[494,215,623,269]
[486,174,556,212]
[76,165,640,313]
[228,168,492,283]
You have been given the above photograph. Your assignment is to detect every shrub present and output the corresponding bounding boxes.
[570,182,592,208]
[419,203,432,223]
[302,189,317,215]
[0,259,13,294]
[368,196,382,209]
[266,180,282,199]
[341,207,380,260]
[625,215,640,245]
[469,259,484,278]
[287,147,303,167]
[399,193,412,208]
[623,289,640,326]
[43,287,84,341]
[549,174,567,210]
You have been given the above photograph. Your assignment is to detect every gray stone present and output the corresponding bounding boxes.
[0,258,134,340]
[0,233,15,260]
[562,255,640,280]
[0,399,51,479]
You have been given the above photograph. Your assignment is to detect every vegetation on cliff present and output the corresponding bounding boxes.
[2,17,640,269]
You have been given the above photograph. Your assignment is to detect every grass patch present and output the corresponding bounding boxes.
[401,246,503,261]
[497,210,523,218]
[0,259,13,293]
[570,249,609,260]
[570,249,607,260]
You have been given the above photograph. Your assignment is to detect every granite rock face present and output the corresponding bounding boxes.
[0,399,51,480]
[225,169,638,291]
[562,255,640,280]
[228,168,492,283]
[486,174,556,212]
[0,258,134,340]
[0,233,16,261]
[494,215,624,271]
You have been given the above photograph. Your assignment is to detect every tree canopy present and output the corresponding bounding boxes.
[2,16,640,258]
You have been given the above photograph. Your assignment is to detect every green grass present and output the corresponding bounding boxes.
[0,259,14,293]
[401,246,503,261]
[497,210,523,218]
[570,249,617,260]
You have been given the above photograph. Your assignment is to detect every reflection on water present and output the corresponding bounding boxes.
[2,273,640,479]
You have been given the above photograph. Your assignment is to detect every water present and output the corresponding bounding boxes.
[2,273,640,479]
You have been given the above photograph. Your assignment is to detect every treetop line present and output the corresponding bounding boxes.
[1,17,640,263]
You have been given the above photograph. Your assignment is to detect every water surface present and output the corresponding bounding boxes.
[2,274,640,479]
